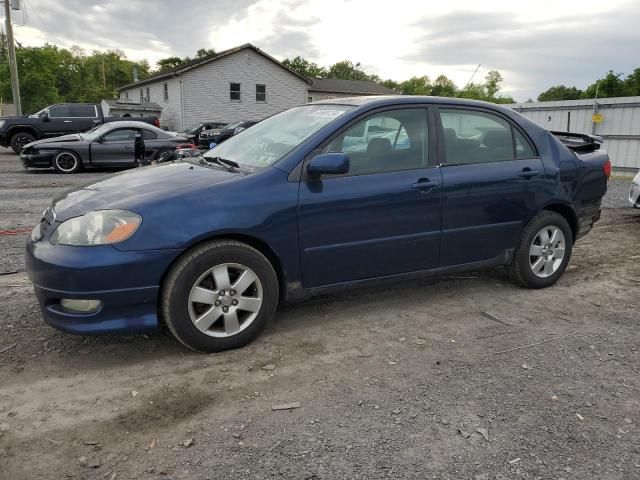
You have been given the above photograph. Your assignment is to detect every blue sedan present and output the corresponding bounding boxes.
[25,97,611,352]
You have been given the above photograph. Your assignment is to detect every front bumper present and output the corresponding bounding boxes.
[21,151,54,168]
[0,131,8,147]
[629,182,640,208]
[26,239,181,335]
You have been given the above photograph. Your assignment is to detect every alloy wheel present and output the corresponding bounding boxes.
[187,262,263,338]
[54,152,78,173]
[529,225,566,278]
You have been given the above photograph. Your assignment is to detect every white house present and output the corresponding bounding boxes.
[117,44,396,131]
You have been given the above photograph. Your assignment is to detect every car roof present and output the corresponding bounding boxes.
[312,95,516,113]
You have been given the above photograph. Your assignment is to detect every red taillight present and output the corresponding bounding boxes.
[603,159,612,178]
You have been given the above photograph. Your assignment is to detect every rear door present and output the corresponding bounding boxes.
[298,107,442,287]
[436,106,545,267]
[89,127,137,166]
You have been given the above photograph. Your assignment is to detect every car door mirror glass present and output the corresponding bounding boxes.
[307,153,350,176]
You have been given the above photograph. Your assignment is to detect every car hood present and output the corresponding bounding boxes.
[51,161,243,221]
[26,134,83,149]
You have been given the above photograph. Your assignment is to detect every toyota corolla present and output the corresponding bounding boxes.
[26,97,610,353]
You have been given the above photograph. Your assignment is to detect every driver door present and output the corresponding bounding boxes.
[46,105,77,137]
[89,128,137,166]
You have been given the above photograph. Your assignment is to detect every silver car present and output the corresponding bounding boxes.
[630,170,640,208]
[19,121,188,174]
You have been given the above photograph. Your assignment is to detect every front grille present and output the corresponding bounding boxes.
[43,207,55,224]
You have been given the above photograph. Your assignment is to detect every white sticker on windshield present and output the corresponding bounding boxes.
[308,109,347,118]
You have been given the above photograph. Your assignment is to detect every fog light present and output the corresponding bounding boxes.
[60,299,102,313]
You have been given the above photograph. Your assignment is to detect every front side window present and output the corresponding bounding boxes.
[323,109,427,175]
[230,83,241,101]
[49,105,73,117]
[439,109,534,164]
[102,128,138,142]
[163,83,169,101]
[256,84,266,102]
[203,104,353,168]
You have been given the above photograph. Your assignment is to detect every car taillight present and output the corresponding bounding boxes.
[603,159,612,178]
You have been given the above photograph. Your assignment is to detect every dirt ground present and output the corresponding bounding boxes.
[0,150,639,480]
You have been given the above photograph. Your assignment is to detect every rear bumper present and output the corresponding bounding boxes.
[21,151,54,168]
[629,182,640,208]
[26,239,182,335]
[576,202,601,240]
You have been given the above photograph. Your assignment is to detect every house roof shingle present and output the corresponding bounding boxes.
[309,78,397,95]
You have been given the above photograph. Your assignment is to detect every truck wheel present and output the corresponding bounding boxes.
[10,132,35,153]
[161,240,279,353]
[53,151,82,174]
[506,211,573,289]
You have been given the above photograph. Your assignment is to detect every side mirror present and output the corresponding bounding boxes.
[307,153,350,176]
[41,111,50,122]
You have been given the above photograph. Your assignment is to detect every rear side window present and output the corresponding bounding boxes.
[49,105,73,117]
[102,128,137,142]
[439,109,534,164]
[71,105,97,117]
[141,129,157,140]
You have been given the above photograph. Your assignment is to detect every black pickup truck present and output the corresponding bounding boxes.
[0,103,160,153]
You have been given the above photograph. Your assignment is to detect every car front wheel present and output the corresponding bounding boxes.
[161,240,279,352]
[506,211,573,288]
[53,151,82,174]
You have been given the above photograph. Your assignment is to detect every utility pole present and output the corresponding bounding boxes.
[4,0,21,115]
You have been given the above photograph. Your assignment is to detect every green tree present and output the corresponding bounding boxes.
[282,56,327,78]
[196,48,216,58]
[582,71,629,98]
[156,56,184,72]
[399,76,432,95]
[326,60,372,81]
[537,85,583,101]
[380,79,401,92]
[431,75,457,97]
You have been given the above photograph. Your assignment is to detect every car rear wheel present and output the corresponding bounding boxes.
[53,151,81,174]
[10,132,35,153]
[161,240,279,352]
[506,211,573,289]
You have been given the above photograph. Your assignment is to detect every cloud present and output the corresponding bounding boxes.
[11,0,640,100]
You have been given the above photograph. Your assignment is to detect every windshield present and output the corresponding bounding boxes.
[80,124,112,141]
[29,107,48,118]
[183,124,204,134]
[203,105,353,168]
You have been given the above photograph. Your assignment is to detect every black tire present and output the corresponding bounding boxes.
[10,131,36,153]
[506,211,573,289]
[53,150,82,174]
[161,240,279,353]
[156,149,175,163]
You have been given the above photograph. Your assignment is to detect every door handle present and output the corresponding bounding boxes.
[63,120,72,123]
[411,178,440,192]
[518,168,540,178]
[124,145,132,149]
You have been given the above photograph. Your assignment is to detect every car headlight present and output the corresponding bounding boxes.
[50,210,142,246]
[0,120,5,129]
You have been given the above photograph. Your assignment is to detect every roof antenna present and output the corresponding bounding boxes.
[457,64,481,97]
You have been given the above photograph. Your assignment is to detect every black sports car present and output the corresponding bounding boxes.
[20,121,189,173]
[198,121,257,149]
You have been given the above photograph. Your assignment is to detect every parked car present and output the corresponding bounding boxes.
[198,121,257,148]
[25,97,610,353]
[179,121,228,144]
[629,170,640,208]
[20,121,188,173]
[0,103,161,153]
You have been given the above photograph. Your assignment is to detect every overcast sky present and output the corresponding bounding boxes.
[8,0,640,101]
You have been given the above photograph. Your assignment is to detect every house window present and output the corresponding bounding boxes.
[308,96,313,103]
[163,83,169,101]
[146,87,150,102]
[139,88,144,102]
[230,83,241,101]
[123,92,129,101]
[256,84,266,102]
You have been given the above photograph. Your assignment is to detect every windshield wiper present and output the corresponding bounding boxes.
[198,155,240,172]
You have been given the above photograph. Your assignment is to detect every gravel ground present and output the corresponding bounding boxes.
[0,150,639,479]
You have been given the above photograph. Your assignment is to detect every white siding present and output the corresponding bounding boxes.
[180,49,308,127]
[121,78,182,130]
[511,97,640,170]
[308,92,365,102]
